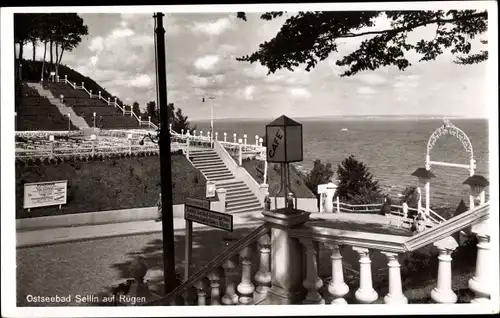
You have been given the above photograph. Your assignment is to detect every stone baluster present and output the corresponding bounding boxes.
[237,246,255,305]
[431,236,459,303]
[381,252,407,304]
[223,132,227,142]
[208,268,222,305]
[300,239,324,304]
[468,220,491,303]
[194,279,208,306]
[222,255,239,305]
[353,247,378,304]
[254,234,272,303]
[325,243,349,304]
[233,133,237,143]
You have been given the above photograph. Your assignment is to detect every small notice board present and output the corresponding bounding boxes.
[24,180,68,210]
[184,204,233,232]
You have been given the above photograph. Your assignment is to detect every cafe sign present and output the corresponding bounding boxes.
[24,180,68,210]
[265,115,303,163]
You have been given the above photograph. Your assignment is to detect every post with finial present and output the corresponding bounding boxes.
[107,97,110,105]
[238,138,243,166]
[65,75,68,83]
[233,133,237,144]
[243,134,247,145]
[224,132,227,142]
[99,91,101,99]
[255,135,259,146]
[215,132,218,141]
[262,115,308,305]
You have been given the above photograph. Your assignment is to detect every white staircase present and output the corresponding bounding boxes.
[189,149,262,214]
[26,82,89,129]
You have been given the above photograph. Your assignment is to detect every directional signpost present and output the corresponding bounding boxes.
[183,197,233,281]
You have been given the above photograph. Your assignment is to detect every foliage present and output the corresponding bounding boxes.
[346,184,383,205]
[14,13,88,79]
[304,159,334,195]
[144,101,196,133]
[400,186,419,208]
[336,155,380,201]
[132,101,141,118]
[236,10,488,76]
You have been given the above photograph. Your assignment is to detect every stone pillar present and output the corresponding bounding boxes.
[263,208,311,304]
[254,234,272,303]
[325,243,349,304]
[353,247,378,304]
[215,132,218,141]
[216,188,227,213]
[255,135,259,146]
[431,236,459,304]
[208,269,222,305]
[223,132,227,142]
[325,183,336,213]
[300,239,324,304]
[468,220,491,303]
[237,246,255,305]
[381,252,407,304]
[222,255,239,305]
[233,133,237,143]
[244,134,247,145]
[238,139,243,166]
[259,183,269,205]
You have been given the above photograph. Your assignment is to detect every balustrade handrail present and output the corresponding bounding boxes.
[146,224,270,306]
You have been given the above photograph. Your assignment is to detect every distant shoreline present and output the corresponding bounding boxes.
[192,116,488,123]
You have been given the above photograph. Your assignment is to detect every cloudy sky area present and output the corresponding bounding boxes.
[23,11,489,120]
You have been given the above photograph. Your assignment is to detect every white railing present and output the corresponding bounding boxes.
[58,75,158,130]
[143,202,490,307]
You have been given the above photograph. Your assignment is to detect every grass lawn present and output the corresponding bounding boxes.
[15,153,207,219]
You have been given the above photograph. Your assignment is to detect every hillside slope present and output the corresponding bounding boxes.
[16,153,207,219]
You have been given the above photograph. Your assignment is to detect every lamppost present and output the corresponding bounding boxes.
[202,96,216,145]
[153,12,176,295]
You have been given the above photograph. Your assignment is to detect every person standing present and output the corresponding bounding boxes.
[155,193,162,222]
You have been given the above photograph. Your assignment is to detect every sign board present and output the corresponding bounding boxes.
[186,196,210,209]
[266,115,303,163]
[24,180,68,209]
[184,205,233,232]
[266,126,286,162]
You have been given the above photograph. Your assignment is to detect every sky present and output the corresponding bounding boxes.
[22,10,491,120]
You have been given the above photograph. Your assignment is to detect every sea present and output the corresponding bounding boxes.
[192,117,491,209]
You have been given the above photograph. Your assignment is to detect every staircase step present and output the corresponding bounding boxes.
[193,162,225,169]
[216,180,246,187]
[225,189,254,197]
[197,166,231,173]
[227,203,263,214]
[227,197,260,208]
[226,197,260,207]
[191,156,221,162]
[208,175,235,181]
[189,151,217,156]
[226,193,256,202]
[223,185,251,192]
[204,172,234,179]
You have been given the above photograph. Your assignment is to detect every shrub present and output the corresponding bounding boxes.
[304,159,334,196]
[336,155,380,202]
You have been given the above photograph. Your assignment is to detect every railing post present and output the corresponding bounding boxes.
[90,134,96,158]
[300,239,324,304]
[238,138,243,166]
[468,220,491,303]
[233,133,237,144]
[99,91,101,99]
[169,123,172,131]
[237,246,255,305]
[216,188,227,213]
[128,133,132,156]
[215,132,218,141]
[222,255,239,305]
[107,97,110,105]
[254,233,272,303]
[263,207,310,304]
[352,247,378,304]
[114,97,117,107]
[148,116,151,129]
[325,243,349,304]
[431,236,459,304]
[186,135,190,158]
[336,196,340,213]
[81,81,84,89]
[224,132,227,142]
[139,116,142,127]
[181,129,184,137]
[74,82,76,88]
[255,135,259,146]
[381,252,407,304]
[243,134,247,145]
[325,183,336,213]
[89,89,92,97]
[259,137,263,147]
[208,269,222,305]
[65,75,67,83]
[194,280,207,306]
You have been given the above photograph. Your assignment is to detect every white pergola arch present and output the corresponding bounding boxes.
[423,118,476,215]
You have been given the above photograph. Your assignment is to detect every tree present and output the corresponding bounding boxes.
[336,155,380,202]
[400,186,419,208]
[236,10,488,77]
[145,101,158,123]
[132,101,141,118]
[305,159,334,196]
[171,106,196,133]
